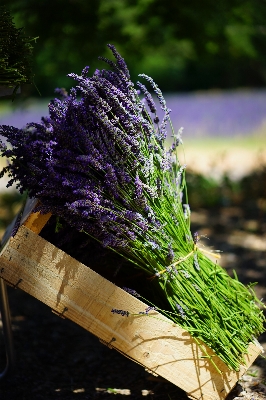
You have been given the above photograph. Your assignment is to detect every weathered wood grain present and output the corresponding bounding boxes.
[23,210,52,234]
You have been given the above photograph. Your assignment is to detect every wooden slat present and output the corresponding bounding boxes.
[19,197,52,234]
[23,208,52,234]
[0,225,261,400]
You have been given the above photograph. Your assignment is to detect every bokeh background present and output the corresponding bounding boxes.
[2,0,266,94]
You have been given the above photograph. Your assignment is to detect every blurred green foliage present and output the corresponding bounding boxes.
[186,171,242,209]
[186,167,266,233]
[0,7,36,88]
[3,0,266,96]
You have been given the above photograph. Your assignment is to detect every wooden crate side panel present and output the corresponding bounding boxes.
[0,225,261,400]
[23,210,52,234]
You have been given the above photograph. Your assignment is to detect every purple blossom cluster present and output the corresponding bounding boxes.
[0,45,185,269]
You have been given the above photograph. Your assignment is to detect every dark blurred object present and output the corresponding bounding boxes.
[241,166,266,205]
[0,191,25,238]
[0,6,37,99]
[240,166,266,233]
[186,166,266,234]
[186,170,221,208]
[0,86,21,97]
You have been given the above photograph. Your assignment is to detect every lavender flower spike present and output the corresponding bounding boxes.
[122,287,141,297]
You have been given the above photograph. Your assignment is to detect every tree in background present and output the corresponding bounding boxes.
[98,0,266,90]
[4,0,266,96]
[0,6,36,91]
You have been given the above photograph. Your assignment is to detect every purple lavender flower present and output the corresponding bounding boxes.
[145,306,156,314]
[181,270,191,279]
[111,308,129,317]
[122,287,141,297]
[176,303,186,319]
[138,74,167,112]
[192,284,201,292]
[169,127,184,155]
[194,253,200,271]
[183,204,190,219]
[166,244,175,263]
[136,81,157,114]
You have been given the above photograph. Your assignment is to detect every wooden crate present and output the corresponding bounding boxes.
[0,199,262,400]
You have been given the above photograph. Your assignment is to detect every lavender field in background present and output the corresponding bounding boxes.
[156,89,266,138]
[0,89,266,185]
[1,89,266,138]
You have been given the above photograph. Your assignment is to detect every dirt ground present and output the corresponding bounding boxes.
[0,206,266,400]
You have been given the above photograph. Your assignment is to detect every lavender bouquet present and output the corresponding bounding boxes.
[0,45,264,371]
